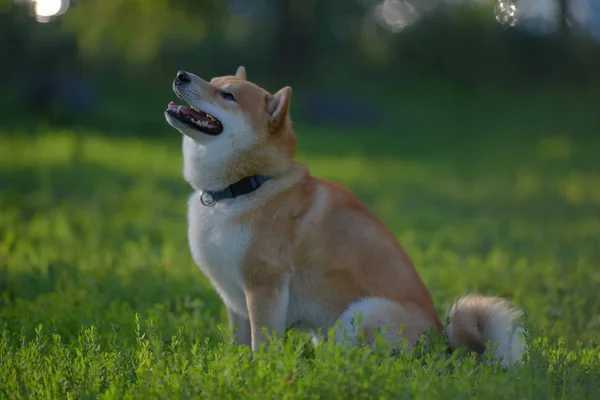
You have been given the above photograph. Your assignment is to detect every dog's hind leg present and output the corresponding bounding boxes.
[334,297,433,351]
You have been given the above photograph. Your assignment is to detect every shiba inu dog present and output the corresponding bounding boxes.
[164,66,525,366]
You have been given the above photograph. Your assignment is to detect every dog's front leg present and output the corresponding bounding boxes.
[227,308,251,346]
[245,274,290,353]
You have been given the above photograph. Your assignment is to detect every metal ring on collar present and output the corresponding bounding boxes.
[200,191,216,207]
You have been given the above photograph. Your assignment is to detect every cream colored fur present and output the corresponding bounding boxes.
[446,294,525,366]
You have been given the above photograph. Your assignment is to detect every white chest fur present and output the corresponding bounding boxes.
[187,191,251,317]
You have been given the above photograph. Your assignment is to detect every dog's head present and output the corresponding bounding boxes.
[165,66,296,191]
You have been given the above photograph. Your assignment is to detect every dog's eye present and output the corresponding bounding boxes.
[221,92,236,102]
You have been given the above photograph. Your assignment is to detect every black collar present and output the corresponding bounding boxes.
[200,175,272,206]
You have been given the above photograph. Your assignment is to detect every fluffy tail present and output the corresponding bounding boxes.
[446,294,525,366]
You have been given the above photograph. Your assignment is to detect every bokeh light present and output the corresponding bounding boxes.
[30,0,69,23]
[374,0,421,33]
[494,0,519,27]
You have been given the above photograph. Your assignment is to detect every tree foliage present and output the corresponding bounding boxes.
[61,0,226,63]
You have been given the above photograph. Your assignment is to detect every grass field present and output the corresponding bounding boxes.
[1,90,600,398]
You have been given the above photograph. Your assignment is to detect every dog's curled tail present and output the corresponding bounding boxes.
[446,294,525,366]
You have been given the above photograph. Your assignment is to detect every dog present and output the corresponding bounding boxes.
[164,66,525,366]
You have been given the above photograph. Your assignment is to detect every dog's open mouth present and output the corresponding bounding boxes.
[166,102,223,135]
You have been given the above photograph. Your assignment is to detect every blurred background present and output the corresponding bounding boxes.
[1,0,600,135]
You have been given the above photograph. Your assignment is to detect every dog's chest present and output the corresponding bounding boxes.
[187,193,250,316]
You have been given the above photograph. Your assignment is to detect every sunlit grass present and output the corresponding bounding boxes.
[1,126,599,398]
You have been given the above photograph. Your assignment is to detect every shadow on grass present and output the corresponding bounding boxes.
[0,160,187,210]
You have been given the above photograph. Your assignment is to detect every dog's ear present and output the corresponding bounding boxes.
[235,66,247,80]
[267,86,292,131]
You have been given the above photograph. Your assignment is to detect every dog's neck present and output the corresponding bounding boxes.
[182,136,292,193]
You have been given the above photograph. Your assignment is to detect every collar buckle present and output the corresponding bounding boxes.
[200,190,216,207]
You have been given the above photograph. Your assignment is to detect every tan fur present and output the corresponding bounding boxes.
[165,67,526,365]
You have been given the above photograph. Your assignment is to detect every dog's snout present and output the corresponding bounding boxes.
[175,70,191,85]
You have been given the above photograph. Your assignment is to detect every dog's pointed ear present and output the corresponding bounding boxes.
[267,86,292,131]
[235,66,247,80]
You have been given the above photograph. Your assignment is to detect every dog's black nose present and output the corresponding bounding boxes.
[175,70,191,85]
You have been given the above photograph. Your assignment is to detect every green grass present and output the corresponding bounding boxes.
[1,105,600,398]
